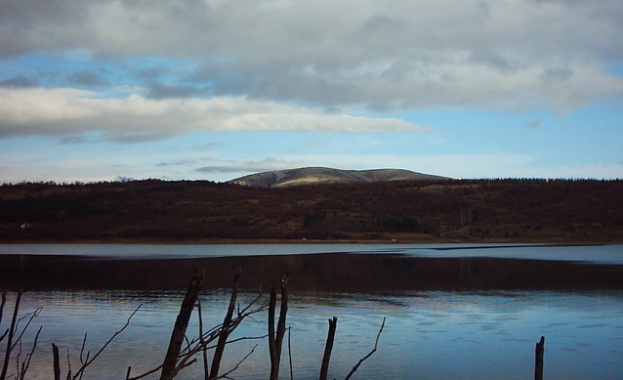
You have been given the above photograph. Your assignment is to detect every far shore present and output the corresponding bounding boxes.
[3,236,622,245]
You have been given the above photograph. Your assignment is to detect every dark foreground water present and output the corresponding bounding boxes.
[1,244,622,379]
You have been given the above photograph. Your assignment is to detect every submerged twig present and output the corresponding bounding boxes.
[70,304,142,380]
[344,317,386,380]
[12,307,43,352]
[213,344,258,380]
[17,325,42,380]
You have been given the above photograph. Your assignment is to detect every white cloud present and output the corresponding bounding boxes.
[0,87,427,141]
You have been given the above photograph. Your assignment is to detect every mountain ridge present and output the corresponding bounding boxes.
[229,167,449,187]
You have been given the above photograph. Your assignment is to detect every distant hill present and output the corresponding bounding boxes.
[228,167,450,187]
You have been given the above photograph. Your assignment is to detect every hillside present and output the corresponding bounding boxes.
[228,167,449,187]
[1,179,622,243]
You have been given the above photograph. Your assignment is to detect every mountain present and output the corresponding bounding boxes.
[228,167,450,187]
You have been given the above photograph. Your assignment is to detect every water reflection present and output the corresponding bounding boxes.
[3,251,623,291]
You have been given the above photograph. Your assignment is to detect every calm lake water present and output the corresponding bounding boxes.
[2,244,623,379]
[2,242,623,264]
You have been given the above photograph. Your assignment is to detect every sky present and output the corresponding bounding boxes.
[1,0,622,183]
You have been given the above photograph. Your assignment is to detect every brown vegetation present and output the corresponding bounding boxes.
[1,178,622,243]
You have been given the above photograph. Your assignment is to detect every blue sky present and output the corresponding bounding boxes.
[1,1,622,183]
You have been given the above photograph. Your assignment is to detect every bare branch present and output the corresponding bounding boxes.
[1,291,22,380]
[71,304,142,380]
[212,344,258,380]
[269,275,288,380]
[78,333,88,368]
[209,269,240,380]
[288,326,294,380]
[65,347,72,380]
[147,293,266,380]
[196,301,209,380]
[0,291,7,342]
[275,276,288,362]
[268,285,277,379]
[344,317,386,380]
[126,364,163,380]
[11,307,43,352]
[17,324,41,380]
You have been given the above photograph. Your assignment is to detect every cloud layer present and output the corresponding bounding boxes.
[1,0,622,113]
[0,88,425,141]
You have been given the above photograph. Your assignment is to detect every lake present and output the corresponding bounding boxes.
[1,243,623,379]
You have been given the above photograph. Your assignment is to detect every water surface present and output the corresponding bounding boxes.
[5,289,623,380]
[1,243,622,379]
[2,243,622,264]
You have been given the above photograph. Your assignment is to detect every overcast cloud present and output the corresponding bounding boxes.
[2,0,622,113]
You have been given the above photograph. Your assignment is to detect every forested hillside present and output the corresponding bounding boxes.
[1,179,622,243]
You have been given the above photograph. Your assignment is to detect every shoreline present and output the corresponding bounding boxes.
[3,236,623,245]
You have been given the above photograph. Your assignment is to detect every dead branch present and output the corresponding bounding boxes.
[196,300,209,380]
[65,347,72,380]
[126,364,163,380]
[52,343,61,380]
[344,317,386,380]
[160,269,205,380]
[0,291,7,342]
[11,307,42,352]
[535,336,545,380]
[209,269,240,380]
[1,291,21,380]
[17,325,42,380]
[169,295,266,378]
[78,333,89,373]
[128,300,266,380]
[288,326,294,380]
[268,284,277,377]
[275,276,288,363]
[70,304,142,380]
[268,275,288,380]
[212,344,258,380]
[319,316,338,380]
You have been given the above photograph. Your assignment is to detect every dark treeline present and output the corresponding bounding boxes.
[1,178,622,242]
